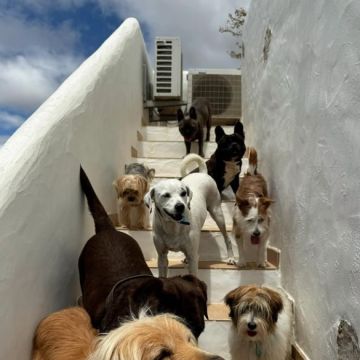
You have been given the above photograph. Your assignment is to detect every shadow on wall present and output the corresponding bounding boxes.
[337,320,360,360]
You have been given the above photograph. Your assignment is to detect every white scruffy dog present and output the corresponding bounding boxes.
[145,154,235,277]
[225,285,293,360]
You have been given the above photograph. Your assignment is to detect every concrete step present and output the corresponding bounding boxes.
[138,125,236,142]
[135,140,217,159]
[149,262,281,304]
[133,157,249,178]
[118,227,280,266]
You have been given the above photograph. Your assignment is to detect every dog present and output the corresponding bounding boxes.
[32,307,97,360]
[206,121,246,193]
[79,167,208,338]
[232,148,274,268]
[145,154,235,277]
[33,308,224,360]
[90,311,225,360]
[113,163,155,229]
[225,285,292,360]
[177,98,212,158]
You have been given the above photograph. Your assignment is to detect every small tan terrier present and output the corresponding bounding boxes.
[113,163,155,229]
[233,148,274,267]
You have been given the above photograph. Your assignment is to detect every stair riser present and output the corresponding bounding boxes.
[136,141,217,159]
[150,267,282,303]
[134,157,249,178]
[199,321,231,359]
[139,126,236,142]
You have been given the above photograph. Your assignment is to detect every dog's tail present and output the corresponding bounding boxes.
[247,147,258,175]
[180,154,207,177]
[80,166,114,233]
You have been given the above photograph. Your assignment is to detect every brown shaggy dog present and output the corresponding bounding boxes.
[79,167,208,338]
[32,307,97,360]
[32,309,224,360]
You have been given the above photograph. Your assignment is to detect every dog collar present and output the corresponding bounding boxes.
[255,342,262,357]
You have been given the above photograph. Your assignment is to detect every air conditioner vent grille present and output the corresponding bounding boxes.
[188,72,241,118]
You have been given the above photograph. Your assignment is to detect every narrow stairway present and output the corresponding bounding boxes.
[115,123,292,359]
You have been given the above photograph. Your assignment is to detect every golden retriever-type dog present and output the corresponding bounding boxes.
[113,163,155,229]
[32,307,224,360]
[32,307,97,360]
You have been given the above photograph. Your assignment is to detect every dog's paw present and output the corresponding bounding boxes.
[257,263,267,269]
[226,257,236,265]
[237,261,247,268]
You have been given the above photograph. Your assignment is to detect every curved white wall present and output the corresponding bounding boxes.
[0,18,150,359]
[242,1,360,358]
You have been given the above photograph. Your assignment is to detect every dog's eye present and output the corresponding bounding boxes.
[154,348,172,360]
[258,218,264,223]
[246,218,255,223]
[162,193,171,198]
[180,191,187,197]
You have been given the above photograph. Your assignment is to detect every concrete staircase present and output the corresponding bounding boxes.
[115,123,301,359]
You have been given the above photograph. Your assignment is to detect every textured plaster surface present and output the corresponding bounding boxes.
[0,18,150,359]
[242,1,360,358]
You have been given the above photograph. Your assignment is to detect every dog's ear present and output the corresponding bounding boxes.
[147,168,155,181]
[137,176,148,196]
[113,180,121,197]
[144,187,155,213]
[185,185,193,209]
[260,197,275,210]
[215,125,225,143]
[189,106,197,120]
[264,288,284,323]
[177,108,184,121]
[234,121,245,138]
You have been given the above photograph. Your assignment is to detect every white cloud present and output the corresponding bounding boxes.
[97,0,250,69]
[0,10,84,112]
[0,52,83,111]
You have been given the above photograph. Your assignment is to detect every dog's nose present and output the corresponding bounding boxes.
[128,196,135,202]
[248,321,257,330]
[253,229,261,237]
[175,202,185,213]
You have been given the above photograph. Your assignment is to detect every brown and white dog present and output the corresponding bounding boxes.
[232,148,273,267]
[113,163,155,229]
[225,285,292,360]
[32,307,224,360]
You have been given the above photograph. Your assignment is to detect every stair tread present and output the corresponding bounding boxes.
[207,303,230,321]
[146,259,277,271]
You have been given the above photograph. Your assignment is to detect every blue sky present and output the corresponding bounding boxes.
[0,0,250,147]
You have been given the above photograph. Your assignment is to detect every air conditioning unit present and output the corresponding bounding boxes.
[187,69,241,119]
[154,37,182,99]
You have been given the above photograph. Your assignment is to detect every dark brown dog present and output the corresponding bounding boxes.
[177,98,211,157]
[79,167,208,338]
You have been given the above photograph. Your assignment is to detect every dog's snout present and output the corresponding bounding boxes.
[175,202,185,213]
[253,229,261,237]
[248,321,257,330]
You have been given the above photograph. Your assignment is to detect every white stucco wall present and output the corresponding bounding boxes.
[0,18,151,359]
[242,1,360,358]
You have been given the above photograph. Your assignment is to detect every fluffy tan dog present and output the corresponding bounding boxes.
[32,307,97,360]
[32,308,224,360]
[113,174,151,229]
[89,312,224,360]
